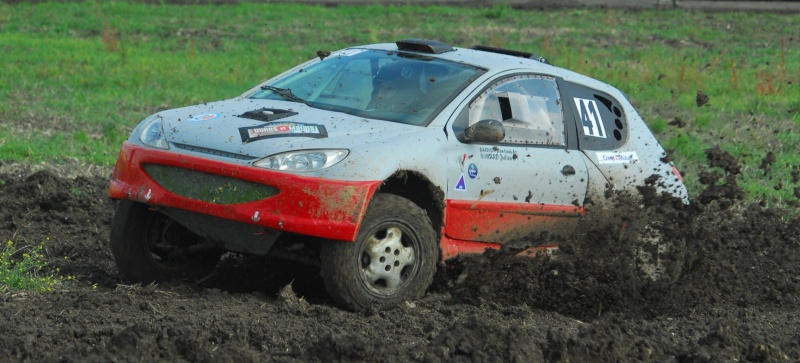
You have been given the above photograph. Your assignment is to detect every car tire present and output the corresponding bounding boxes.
[110,200,221,283]
[320,194,438,311]
[620,211,686,287]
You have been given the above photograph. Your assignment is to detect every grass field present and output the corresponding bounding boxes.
[1,1,798,204]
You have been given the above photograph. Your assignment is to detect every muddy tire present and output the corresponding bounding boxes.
[620,212,686,287]
[320,194,438,312]
[110,201,221,283]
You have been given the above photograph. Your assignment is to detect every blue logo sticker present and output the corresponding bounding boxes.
[467,163,478,179]
[454,174,467,191]
[189,113,219,122]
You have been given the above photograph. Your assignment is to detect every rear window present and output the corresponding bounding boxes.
[559,81,629,150]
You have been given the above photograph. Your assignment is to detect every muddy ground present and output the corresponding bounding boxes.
[1,144,799,362]
[2,0,800,360]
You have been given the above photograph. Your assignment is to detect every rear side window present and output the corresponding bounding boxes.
[559,81,629,150]
[467,75,565,146]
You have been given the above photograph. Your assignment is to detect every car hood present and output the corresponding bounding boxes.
[154,98,425,159]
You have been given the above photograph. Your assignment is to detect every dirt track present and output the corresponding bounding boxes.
[2,1,800,362]
[1,144,799,362]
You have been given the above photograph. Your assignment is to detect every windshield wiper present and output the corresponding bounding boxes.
[260,85,311,106]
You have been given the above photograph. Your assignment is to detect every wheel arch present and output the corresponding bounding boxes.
[376,170,445,240]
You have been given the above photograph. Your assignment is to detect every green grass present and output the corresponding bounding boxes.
[1,1,798,205]
[1,240,69,293]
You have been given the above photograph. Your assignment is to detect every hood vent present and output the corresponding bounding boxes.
[173,143,256,161]
[238,108,298,122]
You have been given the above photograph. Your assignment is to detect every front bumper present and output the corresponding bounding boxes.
[109,142,381,242]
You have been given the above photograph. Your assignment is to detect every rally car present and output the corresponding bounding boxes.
[109,39,688,311]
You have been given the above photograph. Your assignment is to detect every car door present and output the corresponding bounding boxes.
[445,74,588,244]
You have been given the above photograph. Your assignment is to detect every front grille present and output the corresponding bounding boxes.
[144,164,278,204]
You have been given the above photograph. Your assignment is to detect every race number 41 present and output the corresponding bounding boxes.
[574,98,607,138]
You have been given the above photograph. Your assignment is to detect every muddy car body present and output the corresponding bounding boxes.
[109,39,688,311]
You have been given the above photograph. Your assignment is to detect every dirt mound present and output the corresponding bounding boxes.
[448,195,799,319]
[444,146,800,359]
[0,165,119,288]
[1,146,799,361]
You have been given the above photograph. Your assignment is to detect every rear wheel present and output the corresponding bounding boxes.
[110,201,222,283]
[621,212,686,287]
[321,194,438,311]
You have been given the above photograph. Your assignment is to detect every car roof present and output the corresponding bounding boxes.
[328,40,623,111]
[353,41,556,75]
[351,40,616,95]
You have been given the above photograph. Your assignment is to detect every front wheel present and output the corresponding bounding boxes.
[110,201,222,283]
[321,194,438,311]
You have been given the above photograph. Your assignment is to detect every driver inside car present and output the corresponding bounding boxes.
[367,62,423,111]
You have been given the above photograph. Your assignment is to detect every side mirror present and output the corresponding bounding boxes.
[464,119,505,143]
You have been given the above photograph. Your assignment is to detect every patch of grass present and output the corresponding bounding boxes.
[70,186,84,196]
[1,1,798,205]
[1,240,71,293]
[0,127,124,165]
[484,2,511,19]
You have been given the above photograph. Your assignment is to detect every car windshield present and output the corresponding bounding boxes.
[249,49,485,126]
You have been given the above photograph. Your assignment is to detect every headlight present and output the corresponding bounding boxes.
[254,150,349,172]
[139,115,169,149]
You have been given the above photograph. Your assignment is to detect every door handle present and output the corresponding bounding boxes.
[561,165,576,176]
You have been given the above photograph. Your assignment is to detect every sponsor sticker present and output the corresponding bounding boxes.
[468,163,479,179]
[454,174,467,191]
[239,122,328,143]
[596,151,639,164]
[479,147,517,161]
[189,113,219,122]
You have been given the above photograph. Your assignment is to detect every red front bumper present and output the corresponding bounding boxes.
[109,142,381,242]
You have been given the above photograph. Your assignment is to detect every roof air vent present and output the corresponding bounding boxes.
[471,45,551,65]
[396,39,454,54]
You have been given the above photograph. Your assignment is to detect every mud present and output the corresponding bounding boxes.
[1,144,799,362]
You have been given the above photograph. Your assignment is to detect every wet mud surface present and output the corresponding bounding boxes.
[1,146,799,362]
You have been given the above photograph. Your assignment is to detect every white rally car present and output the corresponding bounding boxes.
[109,39,688,311]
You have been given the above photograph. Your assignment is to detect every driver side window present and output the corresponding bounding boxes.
[469,75,565,146]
